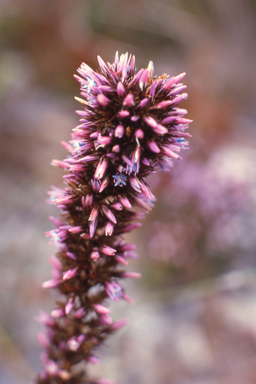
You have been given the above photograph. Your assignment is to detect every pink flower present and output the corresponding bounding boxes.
[37,52,191,384]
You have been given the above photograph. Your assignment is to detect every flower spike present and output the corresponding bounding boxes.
[36,52,191,384]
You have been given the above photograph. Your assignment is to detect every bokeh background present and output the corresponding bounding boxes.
[1,0,256,383]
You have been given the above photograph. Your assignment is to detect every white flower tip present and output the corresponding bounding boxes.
[74,96,87,105]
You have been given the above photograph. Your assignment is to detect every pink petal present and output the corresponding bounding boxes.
[112,202,123,210]
[171,93,188,105]
[117,81,126,97]
[99,314,113,325]
[83,193,93,208]
[119,196,132,208]
[121,271,141,278]
[67,337,80,352]
[122,154,133,168]
[135,129,144,138]
[93,303,111,314]
[94,158,108,180]
[110,318,129,331]
[102,206,117,224]
[129,68,143,86]
[140,181,156,201]
[161,116,176,124]
[75,308,86,318]
[173,72,186,84]
[147,140,161,153]
[91,249,100,260]
[88,356,99,365]
[114,125,124,138]
[88,207,99,221]
[105,222,114,236]
[42,279,60,289]
[36,311,55,327]
[99,178,110,193]
[115,255,128,265]
[133,195,154,211]
[48,216,63,227]
[153,124,168,135]
[63,267,77,281]
[97,55,108,72]
[61,140,73,152]
[68,226,82,233]
[123,93,134,107]
[51,308,64,318]
[96,135,112,146]
[174,117,193,125]
[139,69,149,90]
[129,177,141,192]
[155,100,173,109]
[122,293,135,305]
[149,81,157,99]
[112,144,120,153]
[89,217,98,238]
[129,55,135,72]
[51,159,69,169]
[138,98,149,108]
[144,115,157,128]
[120,222,142,232]
[169,84,187,96]
[118,110,130,118]
[65,298,74,315]
[119,243,136,251]
[37,333,50,348]
[161,146,180,159]
[101,245,116,256]
[66,252,77,260]
[49,256,62,271]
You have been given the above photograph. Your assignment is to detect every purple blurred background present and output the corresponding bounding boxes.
[1,1,256,383]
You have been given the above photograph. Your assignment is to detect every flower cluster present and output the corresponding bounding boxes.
[36,52,191,384]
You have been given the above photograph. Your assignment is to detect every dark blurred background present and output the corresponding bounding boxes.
[1,1,256,383]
